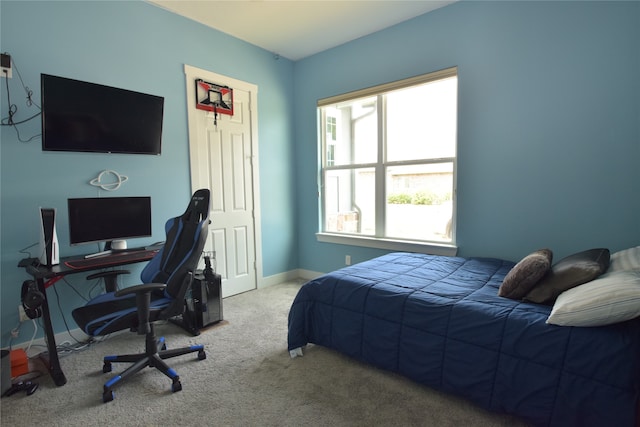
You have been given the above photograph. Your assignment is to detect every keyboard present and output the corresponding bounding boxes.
[65,249,159,270]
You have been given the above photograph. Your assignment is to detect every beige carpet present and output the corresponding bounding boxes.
[0,282,527,426]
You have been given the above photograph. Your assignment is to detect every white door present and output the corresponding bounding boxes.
[184,65,262,297]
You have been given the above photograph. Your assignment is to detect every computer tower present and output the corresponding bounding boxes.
[182,269,223,335]
[192,270,223,328]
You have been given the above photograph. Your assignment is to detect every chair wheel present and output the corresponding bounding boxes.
[103,390,114,403]
[198,349,206,360]
[172,380,182,393]
[103,362,112,373]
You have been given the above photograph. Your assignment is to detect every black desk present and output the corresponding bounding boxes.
[18,248,159,386]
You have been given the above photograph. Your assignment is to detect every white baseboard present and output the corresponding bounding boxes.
[259,269,324,288]
[297,269,324,281]
[258,270,301,288]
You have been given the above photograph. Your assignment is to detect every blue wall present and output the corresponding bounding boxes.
[0,1,297,346]
[294,1,640,272]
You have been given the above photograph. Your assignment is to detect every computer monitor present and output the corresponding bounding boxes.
[67,196,152,249]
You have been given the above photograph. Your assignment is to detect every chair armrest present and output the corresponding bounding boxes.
[115,283,167,335]
[114,283,166,298]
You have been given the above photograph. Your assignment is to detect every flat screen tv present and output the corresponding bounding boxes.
[67,196,152,247]
[41,74,163,155]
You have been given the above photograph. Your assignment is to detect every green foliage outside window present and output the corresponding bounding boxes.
[388,192,452,205]
[387,193,413,204]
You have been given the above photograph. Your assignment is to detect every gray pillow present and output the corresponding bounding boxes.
[524,248,610,305]
[498,249,553,300]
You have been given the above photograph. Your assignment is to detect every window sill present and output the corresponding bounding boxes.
[316,233,458,257]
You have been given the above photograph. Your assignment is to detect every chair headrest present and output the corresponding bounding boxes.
[182,188,210,223]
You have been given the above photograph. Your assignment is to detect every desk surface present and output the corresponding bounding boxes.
[19,248,159,279]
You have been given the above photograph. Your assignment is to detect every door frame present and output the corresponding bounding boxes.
[183,63,263,289]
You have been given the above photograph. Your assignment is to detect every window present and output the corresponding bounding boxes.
[317,67,457,253]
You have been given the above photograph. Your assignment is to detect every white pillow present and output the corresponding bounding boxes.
[546,270,640,327]
[608,246,640,273]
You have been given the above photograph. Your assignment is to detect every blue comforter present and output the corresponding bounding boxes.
[288,252,640,426]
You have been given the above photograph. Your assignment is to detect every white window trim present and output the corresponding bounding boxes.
[316,232,458,257]
[318,67,457,107]
[317,66,459,256]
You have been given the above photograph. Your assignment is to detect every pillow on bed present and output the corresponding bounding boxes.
[607,246,640,273]
[524,248,610,305]
[547,270,640,327]
[498,249,553,300]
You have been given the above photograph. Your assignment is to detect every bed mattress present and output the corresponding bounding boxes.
[288,252,640,426]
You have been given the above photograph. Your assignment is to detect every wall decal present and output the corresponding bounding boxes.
[89,169,128,191]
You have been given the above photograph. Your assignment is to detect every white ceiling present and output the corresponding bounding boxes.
[147,0,455,61]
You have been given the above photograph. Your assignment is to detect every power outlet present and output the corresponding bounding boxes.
[18,304,29,322]
[345,255,351,266]
[0,53,11,79]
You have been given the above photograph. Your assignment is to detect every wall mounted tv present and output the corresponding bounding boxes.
[41,74,164,155]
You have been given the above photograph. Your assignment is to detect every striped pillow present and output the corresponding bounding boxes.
[608,246,640,273]
[546,270,640,327]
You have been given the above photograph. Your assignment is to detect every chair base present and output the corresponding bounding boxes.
[100,325,206,403]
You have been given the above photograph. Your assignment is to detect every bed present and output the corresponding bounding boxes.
[287,251,640,426]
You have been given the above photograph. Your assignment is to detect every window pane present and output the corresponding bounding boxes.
[324,97,378,166]
[386,77,457,162]
[386,163,453,242]
[319,68,458,247]
[324,168,375,235]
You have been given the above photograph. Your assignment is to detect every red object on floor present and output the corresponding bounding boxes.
[10,349,28,378]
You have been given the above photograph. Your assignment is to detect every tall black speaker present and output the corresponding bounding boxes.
[38,207,59,266]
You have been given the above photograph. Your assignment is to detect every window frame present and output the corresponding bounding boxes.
[316,67,458,257]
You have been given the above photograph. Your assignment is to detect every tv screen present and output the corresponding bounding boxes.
[41,74,163,155]
[67,196,152,246]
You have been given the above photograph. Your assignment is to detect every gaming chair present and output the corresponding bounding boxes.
[72,189,210,403]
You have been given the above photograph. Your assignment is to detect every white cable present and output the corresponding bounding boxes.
[26,319,38,356]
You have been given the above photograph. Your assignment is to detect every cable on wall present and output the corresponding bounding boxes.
[0,53,41,142]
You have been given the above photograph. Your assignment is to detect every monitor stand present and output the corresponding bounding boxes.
[83,240,128,259]
[85,241,112,259]
[110,240,127,251]
[84,249,112,259]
